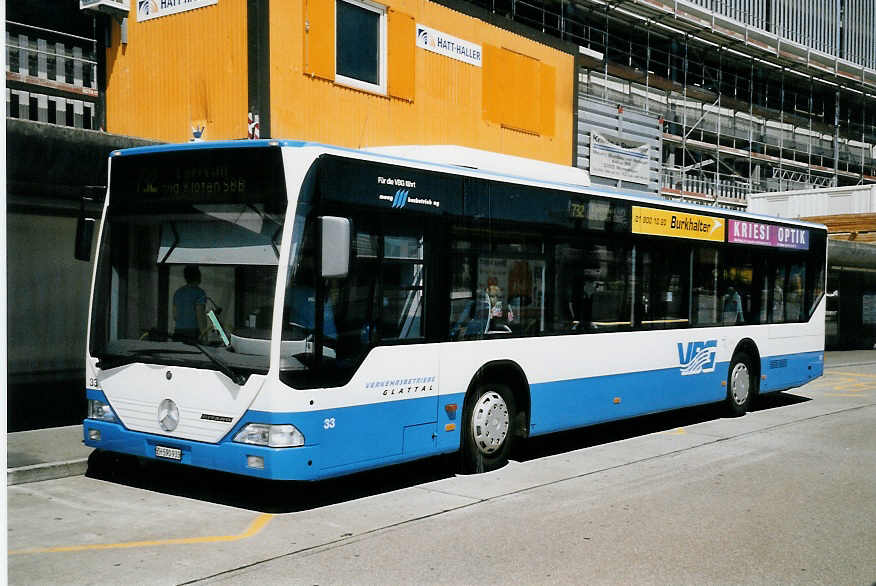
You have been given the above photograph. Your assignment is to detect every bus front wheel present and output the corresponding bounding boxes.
[726,352,754,416]
[461,383,515,474]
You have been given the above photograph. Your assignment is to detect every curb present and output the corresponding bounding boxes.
[7,458,90,486]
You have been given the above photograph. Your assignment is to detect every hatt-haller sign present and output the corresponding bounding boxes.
[590,131,650,185]
[136,0,218,22]
[415,24,482,67]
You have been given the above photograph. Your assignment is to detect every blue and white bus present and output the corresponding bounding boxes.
[82,140,827,479]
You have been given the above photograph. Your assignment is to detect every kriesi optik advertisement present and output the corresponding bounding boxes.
[728,219,809,250]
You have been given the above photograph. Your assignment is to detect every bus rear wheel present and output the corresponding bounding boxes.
[726,352,754,416]
[461,383,515,474]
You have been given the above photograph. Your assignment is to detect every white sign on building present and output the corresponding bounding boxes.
[589,131,650,185]
[416,24,482,67]
[136,0,218,22]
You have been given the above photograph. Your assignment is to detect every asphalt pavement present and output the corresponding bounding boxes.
[7,349,876,486]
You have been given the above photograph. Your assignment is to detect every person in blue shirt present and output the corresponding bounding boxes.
[285,260,337,341]
[173,265,208,341]
[286,284,337,340]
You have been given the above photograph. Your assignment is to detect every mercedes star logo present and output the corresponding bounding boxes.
[157,398,180,432]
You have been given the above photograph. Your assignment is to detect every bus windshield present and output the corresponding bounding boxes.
[89,146,287,379]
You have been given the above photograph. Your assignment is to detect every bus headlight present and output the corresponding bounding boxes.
[87,399,117,422]
[233,424,305,448]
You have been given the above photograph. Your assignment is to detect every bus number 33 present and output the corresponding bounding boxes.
[323,418,336,430]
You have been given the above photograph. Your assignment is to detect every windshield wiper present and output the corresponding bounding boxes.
[97,340,245,385]
[180,340,247,386]
[96,348,192,370]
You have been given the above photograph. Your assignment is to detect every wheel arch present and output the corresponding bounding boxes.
[466,360,531,439]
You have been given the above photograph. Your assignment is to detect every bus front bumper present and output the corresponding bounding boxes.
[83,420,321,481]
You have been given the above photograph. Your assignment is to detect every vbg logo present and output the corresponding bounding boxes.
[392,189,410,209]
[678,339,717,375]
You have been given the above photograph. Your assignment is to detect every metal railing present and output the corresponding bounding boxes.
[660,167,751,208]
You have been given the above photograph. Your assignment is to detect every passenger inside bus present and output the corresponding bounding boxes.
[722,286,745,324]
[567,267,598,330]
[284,258,337,341]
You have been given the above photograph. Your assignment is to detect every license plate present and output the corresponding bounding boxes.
[155,445,182,460]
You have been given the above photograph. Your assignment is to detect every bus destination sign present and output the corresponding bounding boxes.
[727,219,809,250]
[110,148,285,212]
[631,206,724,242]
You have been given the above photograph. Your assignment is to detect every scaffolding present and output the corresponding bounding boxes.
[458,0,876,209]
[5,20,101,129]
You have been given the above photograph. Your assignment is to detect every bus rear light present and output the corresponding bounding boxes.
[233,423,305,448]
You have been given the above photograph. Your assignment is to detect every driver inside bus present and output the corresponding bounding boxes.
[173,264,209,342]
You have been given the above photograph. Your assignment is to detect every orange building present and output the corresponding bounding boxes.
[104,0,575,165]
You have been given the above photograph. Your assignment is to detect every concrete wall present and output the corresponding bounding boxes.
[6,119,158,430]
[6,214,96,376]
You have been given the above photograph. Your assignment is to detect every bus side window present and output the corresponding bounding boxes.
[554,241,631,333]
[449,255,481,340]
[721,251,753,325]
[339,230,378,355]
[808,258,825,316]
[380,233,425,341]
[769,263,787,324]
[692,247,720,326]
[640,244,689,329]
[785,262,806,322]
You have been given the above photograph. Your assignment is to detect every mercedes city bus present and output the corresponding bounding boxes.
[82,140,827,479]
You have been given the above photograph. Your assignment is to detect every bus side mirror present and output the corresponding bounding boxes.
[321,216,351,278]
[74,214,96,262]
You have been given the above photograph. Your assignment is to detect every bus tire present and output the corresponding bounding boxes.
[726,352,754,416]
[461,383,515,474]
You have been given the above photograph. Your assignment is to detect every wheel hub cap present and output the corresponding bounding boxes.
[471,391,509,455]
[731,363,750,405]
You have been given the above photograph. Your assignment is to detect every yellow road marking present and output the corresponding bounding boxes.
[831,381,871,390]
[9,513,274,555]
[666,428,686,435]
[818,372,876,394]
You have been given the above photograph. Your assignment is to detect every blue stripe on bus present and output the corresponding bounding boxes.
[529,363,729,436]
[528,350,822,435]
[83,351,821,480]
[759,350,823,393]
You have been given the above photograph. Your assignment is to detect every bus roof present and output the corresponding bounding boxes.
[109,140,826,231]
